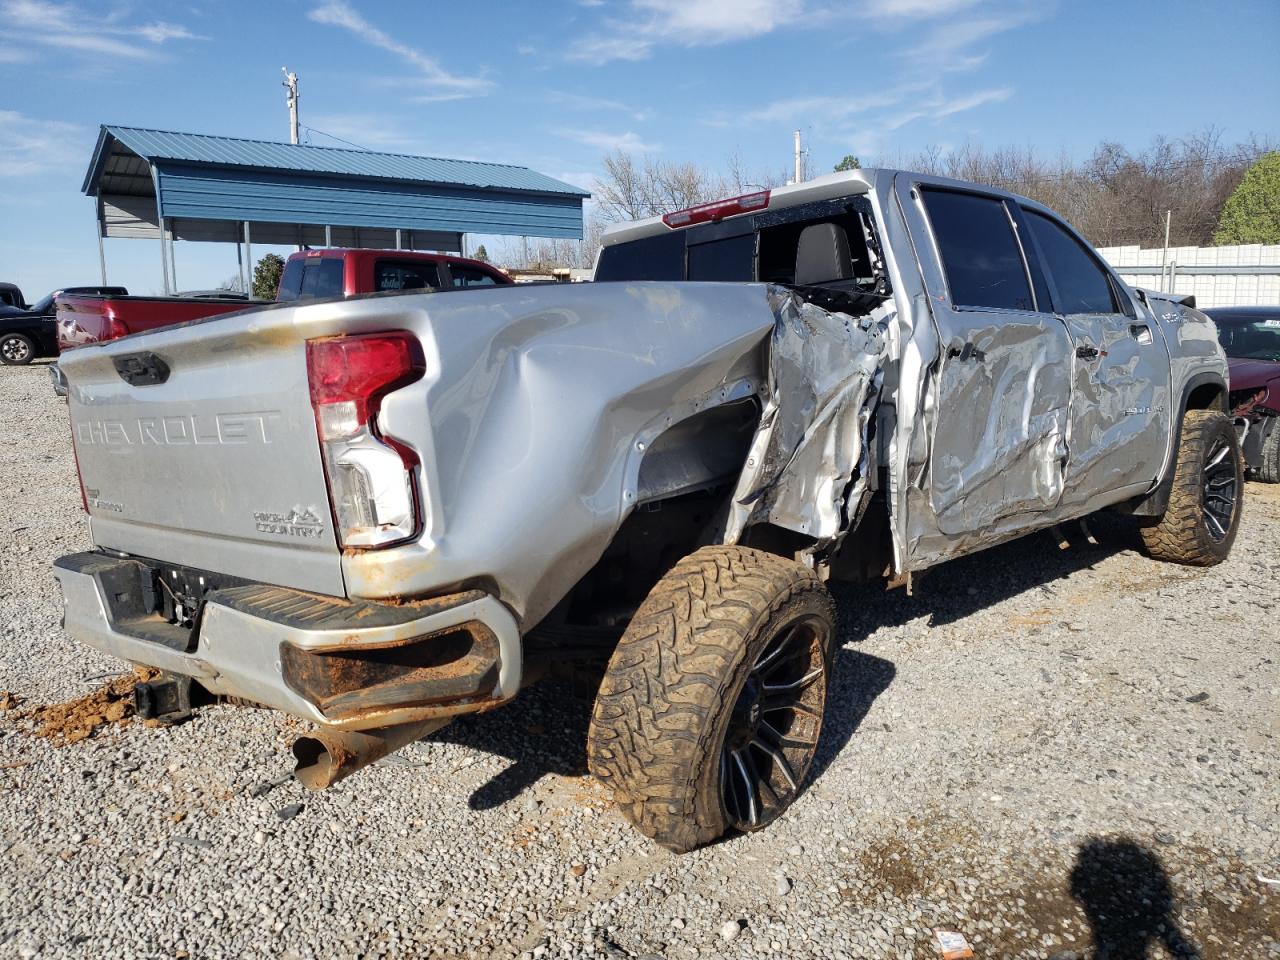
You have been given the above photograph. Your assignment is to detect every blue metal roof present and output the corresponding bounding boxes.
[85,125,588,197]
[84,124,588,241]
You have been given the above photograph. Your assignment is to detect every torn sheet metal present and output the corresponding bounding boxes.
[725,288,892,554]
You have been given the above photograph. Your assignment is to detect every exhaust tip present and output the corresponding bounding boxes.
[292,736,339,791]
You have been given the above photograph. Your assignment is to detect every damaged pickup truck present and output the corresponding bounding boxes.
[52,169,1240,852]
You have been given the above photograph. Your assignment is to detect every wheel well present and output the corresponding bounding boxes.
[1186,382,1226,413]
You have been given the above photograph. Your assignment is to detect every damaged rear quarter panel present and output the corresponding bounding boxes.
[347,282,779,628]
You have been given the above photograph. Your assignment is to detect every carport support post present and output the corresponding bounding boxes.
[395,228,403,250]
[158,221,172,295]
[95,201,107,285]
[325,224,332,249]
[164,218,177,293]
[243,222,253,296]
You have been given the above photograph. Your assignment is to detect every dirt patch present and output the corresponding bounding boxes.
[0,691,22,711]
[17,668,159,745]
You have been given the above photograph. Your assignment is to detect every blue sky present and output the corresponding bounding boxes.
[2,0,1277,298]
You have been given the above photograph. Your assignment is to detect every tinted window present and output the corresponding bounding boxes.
[299,259,345,300]
[277,260,304,301]
[687,234,755,282]
[376,260,440,291]
[450,265,499,288]
[595,231,686,281]
[922,189,1033,311]
[1025,211,1117,315]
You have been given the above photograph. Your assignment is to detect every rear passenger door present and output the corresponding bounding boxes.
[1019,207,1172,507]
[895,178,1075,561]
[375,259,441,292]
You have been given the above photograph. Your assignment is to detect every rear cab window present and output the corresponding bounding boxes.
[278,257,345,302]
[593,195,887,303]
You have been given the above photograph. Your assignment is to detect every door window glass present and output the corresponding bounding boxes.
[1024,211,1118,315]
[921,189,1034,311]
[451,265,500,288]
[375,260,440,291]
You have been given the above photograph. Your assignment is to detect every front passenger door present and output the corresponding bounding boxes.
[1020,208,1173,511]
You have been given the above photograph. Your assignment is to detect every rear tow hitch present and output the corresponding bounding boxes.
[134,674,196,724]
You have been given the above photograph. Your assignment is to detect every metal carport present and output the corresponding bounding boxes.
[82,125,590,293]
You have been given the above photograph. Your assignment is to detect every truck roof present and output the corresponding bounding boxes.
[599,169,878,248]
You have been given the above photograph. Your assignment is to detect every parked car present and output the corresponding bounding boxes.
[52,169,1238,852]
[55,249,511,354]
[1204,305,1280,481]
[0,285,128,365]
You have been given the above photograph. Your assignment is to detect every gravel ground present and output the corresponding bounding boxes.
[1,360,1277,960]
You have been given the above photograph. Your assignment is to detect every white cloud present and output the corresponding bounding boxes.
[569,0,805,64]
[0,0,202,60]
[554,128,661,154]
[861,0,981,17]
[545,90,651,122]
[901,8,1042,72]
[884,86,1012,131]
[0,109,83,177]
[309,1,493,98]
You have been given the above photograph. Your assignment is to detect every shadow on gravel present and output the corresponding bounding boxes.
[1069,837,1202,960]
[418,517,1139,815]
[829,515,1143,634]
[425,649,896,815]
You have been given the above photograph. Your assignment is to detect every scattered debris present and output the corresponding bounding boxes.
[934,929,975,960]
[276,803,304,822]
[569,862,586,878]
[18,668,159,744]
[1258,873,1280,886]
[173,835,213,850]
[0,691,21,711]
[1186,692,1210,704]
[719,919,743,943]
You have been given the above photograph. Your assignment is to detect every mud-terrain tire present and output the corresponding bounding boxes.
[1140,410,1243,565]
[587,545,835,853]
[1256,417,1280,484]
[0,333,34,365]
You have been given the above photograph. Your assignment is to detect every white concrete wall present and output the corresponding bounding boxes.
[1098,244,1280,308]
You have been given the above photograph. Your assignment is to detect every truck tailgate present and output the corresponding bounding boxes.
[58,309,345,596]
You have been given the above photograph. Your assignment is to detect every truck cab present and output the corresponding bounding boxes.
[276,248,511,302]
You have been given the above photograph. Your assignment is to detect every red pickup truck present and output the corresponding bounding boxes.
[55,249,511,351]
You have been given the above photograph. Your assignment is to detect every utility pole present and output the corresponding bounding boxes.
[282,68,300,145]
[794,130,803,184]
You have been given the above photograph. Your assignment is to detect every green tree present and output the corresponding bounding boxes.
[834,155,861,172]
[252,253,286,300]
[473,244,489,262]
[1213,152,1280,245]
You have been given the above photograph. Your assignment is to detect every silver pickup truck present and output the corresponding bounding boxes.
[53,169,1240,852]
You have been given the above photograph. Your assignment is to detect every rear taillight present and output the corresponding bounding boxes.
[661,189,771,228]
[306,333,426,549]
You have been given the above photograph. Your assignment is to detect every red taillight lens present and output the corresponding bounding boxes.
[307,333,423,427]
[661,190,771,228]
[306,333,426,549]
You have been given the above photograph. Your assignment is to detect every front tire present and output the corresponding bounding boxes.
[1140,410,1243,565]
[0,333,35,365]
[588,545,835,852]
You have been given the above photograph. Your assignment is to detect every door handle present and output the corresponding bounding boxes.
[1130,323,1153,344]
[1076,345,1100,361]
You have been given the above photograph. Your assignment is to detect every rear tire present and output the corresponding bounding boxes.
[0,333,34,365]
[1140,410,1243,565]
[588,545,835,853]
[1256,417,1280,484]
